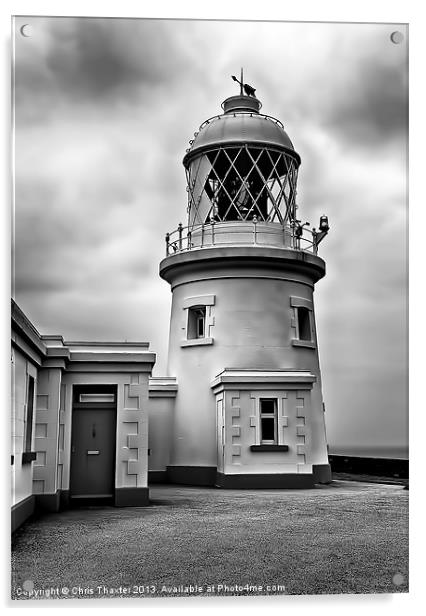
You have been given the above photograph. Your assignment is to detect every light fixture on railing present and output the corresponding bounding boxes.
[319,215,329,233]
[311,215,330,250]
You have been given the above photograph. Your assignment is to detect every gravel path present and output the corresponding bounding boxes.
[11,480,408,600]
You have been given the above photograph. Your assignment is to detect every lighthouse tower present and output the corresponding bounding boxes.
[160,75,331,488]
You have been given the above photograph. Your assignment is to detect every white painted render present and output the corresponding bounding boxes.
[162,249,329,474]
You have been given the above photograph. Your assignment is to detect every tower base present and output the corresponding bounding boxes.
[161,465,332,488]
[313,463,332,484]
[215,472,315,489]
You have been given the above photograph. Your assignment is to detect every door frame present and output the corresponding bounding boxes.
[69,385,117,504]
[215,393,225,473]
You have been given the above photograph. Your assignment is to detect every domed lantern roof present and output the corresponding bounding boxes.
[183,95,301,168]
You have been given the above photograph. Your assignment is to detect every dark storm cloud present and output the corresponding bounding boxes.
[46,19,183,97]
[14,17,203,122]
[321,57,408,148]
[262,24,408,152]
[13,174,154,298]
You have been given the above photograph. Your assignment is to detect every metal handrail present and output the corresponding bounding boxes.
[198,112,285,132]
[165,220,319,256]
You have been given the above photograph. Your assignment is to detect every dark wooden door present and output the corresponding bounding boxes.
[70,408,116,499]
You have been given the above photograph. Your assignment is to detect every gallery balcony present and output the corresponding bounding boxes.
[165,220,322,256]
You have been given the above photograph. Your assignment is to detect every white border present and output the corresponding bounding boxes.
[2,2,422,614]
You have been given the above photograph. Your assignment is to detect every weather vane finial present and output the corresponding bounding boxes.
[231,69,256,97]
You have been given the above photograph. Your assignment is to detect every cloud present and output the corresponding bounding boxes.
[321,56,408,148]
[46,19,182,96]
[248,23,408,152]
[14,17,206,124]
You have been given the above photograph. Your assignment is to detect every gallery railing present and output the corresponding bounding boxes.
[165,220,321,256]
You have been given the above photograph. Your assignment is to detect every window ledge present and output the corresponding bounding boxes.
[291,339,316,349]
[181,337,214,348]
[22,452,37,464]
[250,445,289,452]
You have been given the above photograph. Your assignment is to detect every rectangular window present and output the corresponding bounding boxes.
[24,375,35,453]
[260,398,277,444]
[181,295,215,348]
[188,306,206,339]
[297,306,311,341]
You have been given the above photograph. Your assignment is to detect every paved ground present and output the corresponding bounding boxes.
[11,480,408,600]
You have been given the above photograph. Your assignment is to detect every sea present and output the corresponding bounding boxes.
[328,445,408,460]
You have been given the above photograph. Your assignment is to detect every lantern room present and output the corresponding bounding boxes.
[166,75,329,256]
[183,94,301,229]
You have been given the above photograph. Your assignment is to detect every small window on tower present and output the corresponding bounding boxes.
[260,398,277,444]
[181,295,215,348]
[297,307,311,341]
[188,306,206,340]
[290,296,316,349]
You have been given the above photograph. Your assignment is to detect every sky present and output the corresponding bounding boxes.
[12,17,408,457]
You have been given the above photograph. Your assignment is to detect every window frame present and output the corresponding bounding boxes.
[186,305,206,340]
[181,295,215,348]
[22,374,36,464]
[259,397,278,445]
[290,296,316,349]
[296,306,312,342]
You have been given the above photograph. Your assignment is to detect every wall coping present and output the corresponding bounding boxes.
[211,369,316,392]
[149,377,178,398]
[11,299,156,371]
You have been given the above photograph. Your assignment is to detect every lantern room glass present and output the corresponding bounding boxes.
[186,145,299,229]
